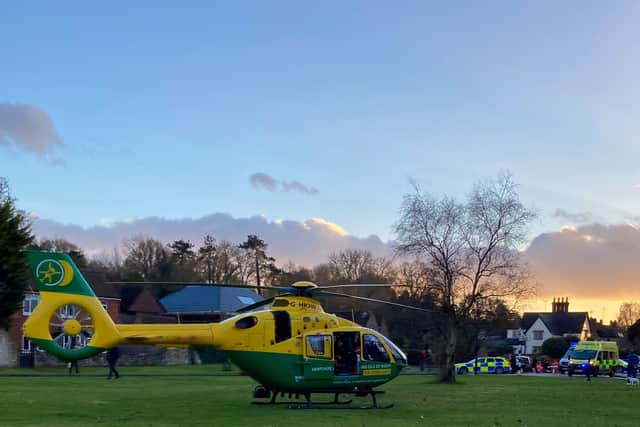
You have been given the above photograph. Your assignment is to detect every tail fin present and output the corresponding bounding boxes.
[22,250,121,360]
[25,250,96,296]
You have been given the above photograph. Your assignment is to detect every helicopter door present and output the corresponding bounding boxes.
[303,334,334,380]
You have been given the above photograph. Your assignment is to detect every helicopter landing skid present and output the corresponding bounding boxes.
[253,390,393,410]
[288,390,393,410]
[252,391,353,407]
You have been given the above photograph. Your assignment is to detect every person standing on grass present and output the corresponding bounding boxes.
[67,337,80,375]
[419,350,427,372]
[106,346,121,379]
[627,351,639,382]
[585,358,593,381]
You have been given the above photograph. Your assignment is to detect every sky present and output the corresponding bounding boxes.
[2,1,640,322]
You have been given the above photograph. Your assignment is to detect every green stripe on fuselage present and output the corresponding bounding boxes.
[225,350,399,392]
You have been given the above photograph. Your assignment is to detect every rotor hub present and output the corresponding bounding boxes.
[63,319,82,336]
[290,281,318,296]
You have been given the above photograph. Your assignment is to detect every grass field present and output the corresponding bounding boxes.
[1,366,638,426]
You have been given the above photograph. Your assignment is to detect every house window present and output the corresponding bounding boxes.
[59,305,77,319]
[100,300,108,311]
[533,330,544,340]
[23,294,40,315]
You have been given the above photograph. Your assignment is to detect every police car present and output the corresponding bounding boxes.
[455,357,512,374]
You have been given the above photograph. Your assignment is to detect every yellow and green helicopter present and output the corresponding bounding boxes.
[23,250,427,409]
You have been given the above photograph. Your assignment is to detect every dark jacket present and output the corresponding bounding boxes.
[106,347,121,363]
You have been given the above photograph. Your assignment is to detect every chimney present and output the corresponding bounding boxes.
[552,297,570,313]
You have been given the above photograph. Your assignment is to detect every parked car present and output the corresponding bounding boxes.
[455,357,512,374]
[516,355,532,372]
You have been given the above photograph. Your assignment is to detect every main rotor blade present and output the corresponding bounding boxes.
[316,284,392,290]
[106,281,289,291]
[235,294,290,313]
[318,290,435,312]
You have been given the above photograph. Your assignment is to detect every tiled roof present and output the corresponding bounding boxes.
[127,288,166,314]
[522,312,588,336]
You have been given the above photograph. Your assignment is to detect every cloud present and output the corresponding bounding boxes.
[32,213,390,265]
[249,173,319,195]
[249,173,278,191]
[525,223,640,299]
[0,103,62,159]
[552,208,593,224]
[282,180,319,195]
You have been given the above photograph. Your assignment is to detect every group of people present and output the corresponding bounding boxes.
[65,346,121,379]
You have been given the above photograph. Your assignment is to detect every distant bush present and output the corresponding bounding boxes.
[542,337,569,359]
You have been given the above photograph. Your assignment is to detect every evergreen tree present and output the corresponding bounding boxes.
[0,178,34,329]
[239,235,276,292]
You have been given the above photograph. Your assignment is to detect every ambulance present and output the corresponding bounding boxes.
[566,341,625,377]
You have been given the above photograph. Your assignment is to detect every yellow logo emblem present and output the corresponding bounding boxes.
[36,259,74,287]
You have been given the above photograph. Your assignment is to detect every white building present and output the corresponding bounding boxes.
[517,298,591,355]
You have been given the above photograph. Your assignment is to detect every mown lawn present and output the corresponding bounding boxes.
[1,366,638,426]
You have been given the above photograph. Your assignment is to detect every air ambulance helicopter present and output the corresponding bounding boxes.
[22,250,429,409]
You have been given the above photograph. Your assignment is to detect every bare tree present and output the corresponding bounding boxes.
[617,302,640,331]
[311,263,340,285]
[35,238,88,268]
[394,259,434,300]
[235,244,256,285]
[123,236,171,281]
[329,249,387,283]
[197,236,241,284]
[394,172,536,383]
[215,241,241,283]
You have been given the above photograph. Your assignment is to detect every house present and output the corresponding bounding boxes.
[119,287,175,324]
[518,298,591,354]
[160,285,264,323]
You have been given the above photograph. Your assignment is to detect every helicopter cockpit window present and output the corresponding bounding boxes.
[363,334,390,363]
[273,310,292,343]
[235,316,258,330]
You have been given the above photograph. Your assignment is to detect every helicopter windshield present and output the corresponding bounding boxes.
[381,335,407,365]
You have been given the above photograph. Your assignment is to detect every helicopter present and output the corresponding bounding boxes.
[22,250,429,409]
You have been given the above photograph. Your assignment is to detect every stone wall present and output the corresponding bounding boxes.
[33,345,190,367]
[0,330,17,367]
